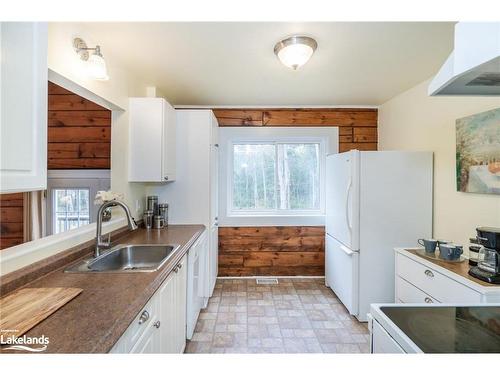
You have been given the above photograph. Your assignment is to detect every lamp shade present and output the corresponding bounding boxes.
[274,36,317,70]
[88,53,109,81]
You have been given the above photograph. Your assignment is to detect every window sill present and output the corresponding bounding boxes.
[219,214,325,227]
[228,213,324,218]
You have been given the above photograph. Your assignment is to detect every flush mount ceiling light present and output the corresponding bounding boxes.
[274,36,317,70]
[73,37,109,81]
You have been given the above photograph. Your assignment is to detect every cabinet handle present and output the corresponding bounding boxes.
[424,297,433,303]
[177,263,182,269]
[164,176,169,181]
[424,270,434,278]
[174,265,179,273]
[154,321,161,329]
[138,310,150,325]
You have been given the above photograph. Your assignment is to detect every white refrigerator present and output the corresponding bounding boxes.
[325,150,433,321]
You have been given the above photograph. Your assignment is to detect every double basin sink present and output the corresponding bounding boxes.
[65,244,180,273]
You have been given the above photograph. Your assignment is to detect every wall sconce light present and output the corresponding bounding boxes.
[73,37,109,81]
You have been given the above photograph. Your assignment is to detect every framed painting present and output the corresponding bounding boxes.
[456,107,500,194]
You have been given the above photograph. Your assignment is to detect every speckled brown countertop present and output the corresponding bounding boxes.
[0,225,204,353]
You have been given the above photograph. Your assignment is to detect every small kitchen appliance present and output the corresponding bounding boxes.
[468,237,481,266]
[469,227,500,284]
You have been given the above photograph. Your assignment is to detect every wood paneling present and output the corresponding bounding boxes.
[214,108,377,276]
[218,226,325,276]
[0,193,24,250]
[48,82,111,169]
[213,108,378,153]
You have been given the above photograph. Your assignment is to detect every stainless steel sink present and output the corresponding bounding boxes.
[64,244,180,273]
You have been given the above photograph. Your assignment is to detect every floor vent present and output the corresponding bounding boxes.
[256,278,279,285]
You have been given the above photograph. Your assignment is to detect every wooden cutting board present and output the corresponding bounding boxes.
[0,287,82,340]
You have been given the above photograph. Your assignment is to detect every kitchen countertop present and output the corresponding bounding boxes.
[0,224,205,353]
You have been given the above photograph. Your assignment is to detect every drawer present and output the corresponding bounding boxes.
[396,253,481,303]
[396,276,440,304]
[110,294,159,353]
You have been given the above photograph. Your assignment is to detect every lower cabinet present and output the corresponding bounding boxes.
[395,251,489,304]
[110,254,187,353]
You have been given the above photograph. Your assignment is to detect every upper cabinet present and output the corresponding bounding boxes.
[129,98,176,182]
[0,22,48,193]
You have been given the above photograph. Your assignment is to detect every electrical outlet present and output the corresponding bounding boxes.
[135,199,141,212]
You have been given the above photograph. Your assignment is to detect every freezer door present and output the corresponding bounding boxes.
[325,234,359,316]
[325,151,360,250]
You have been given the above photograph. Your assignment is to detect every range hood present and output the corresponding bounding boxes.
[429,22,500,96]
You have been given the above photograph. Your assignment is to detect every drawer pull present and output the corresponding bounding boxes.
[174,265,179,273]
[177,263,182,269]
[154,321,161,329]
[138,310,150,325]
[424,297,433,303]
[424,270,434,278]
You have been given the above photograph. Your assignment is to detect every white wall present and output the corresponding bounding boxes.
[378,78,500,250]
[47,22,149,219]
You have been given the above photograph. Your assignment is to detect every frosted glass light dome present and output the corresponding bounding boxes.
[274,36,317,70]
[88,47,109,81]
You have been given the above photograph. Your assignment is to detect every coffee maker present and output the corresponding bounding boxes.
[469,227,500,284]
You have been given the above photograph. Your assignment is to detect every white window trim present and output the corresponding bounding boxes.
[218,127,339,227]
[228,139,325,217]
[47,169,111,235]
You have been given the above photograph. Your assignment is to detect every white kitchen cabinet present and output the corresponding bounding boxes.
[395,248,500,304]
[0,22,48,193]
[129,97,176,182]
[150,110,219,299]
[187,230,208,339]
[158,254,187,353]
[110,254,187,354]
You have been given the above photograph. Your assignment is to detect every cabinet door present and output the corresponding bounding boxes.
[0,22,48,193]
[158,271,176,353]
[129,98,163,182]
[210,111,219,226]
[209,225,218,297]
[162,100,176,181]
[130,324,160,353]
[174,255,187,353]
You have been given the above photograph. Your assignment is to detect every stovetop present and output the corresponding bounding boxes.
[380,306,500,353]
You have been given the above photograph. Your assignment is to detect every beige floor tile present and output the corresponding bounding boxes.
[212,333,234,348]
[187,277,368,354]
[191,332,214,342]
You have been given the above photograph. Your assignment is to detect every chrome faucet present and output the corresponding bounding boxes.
[95,200,138,257]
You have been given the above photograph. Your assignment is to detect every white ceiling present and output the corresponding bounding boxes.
[69,22,455,106]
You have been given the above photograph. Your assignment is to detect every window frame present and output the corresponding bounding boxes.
[227,137,326,217]
[46,169,110,235]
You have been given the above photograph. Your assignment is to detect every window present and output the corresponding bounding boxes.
[46,170,111,235]
[53,188,90,234]
[231,142,322,214]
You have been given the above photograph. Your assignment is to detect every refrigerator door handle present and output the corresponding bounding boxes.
[340,244,355,256]
[345,178,353,232]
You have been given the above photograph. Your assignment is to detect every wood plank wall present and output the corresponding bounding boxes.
[48,82,111,169]
[213,108,378,276]
[0,193,24,250]
[213,108,378,152]
[218,226,325,276]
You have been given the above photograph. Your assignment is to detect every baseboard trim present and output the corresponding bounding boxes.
[217,276,325,279]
